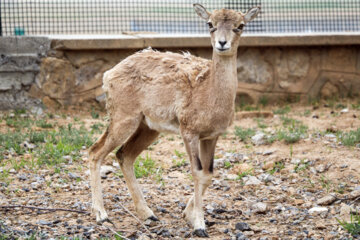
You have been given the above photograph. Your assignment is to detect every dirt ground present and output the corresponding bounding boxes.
[0,102,359,240]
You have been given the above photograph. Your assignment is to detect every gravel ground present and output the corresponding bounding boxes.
[0,103,359,239]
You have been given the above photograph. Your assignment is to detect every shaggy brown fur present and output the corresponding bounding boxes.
[89,4,260,237]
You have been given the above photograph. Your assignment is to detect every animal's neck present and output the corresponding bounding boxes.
[211,51,238,99]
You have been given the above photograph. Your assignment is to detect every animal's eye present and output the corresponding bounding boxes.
[207,22,217,33]
[233,23,245,33]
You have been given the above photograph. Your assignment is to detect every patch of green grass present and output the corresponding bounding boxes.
[273,106,291,115]
[303,109,312,117]
[294,159,310,173]
[134,154,157,178]
[36,124,93,167]
[337,212,360,237]
[234,127,256,142]
[242,105,259,111]
[320,175,332,192]
[336,103,347,109]
[237,169,253,179]
[280,116,301,126]
[36,119,53,128]
[5,116,32,129]
[14,109,26,115]
[338,128,360,147]
[0,169,11,186]
[90,108,100,119]
[167,136,175,141]
[268,161,285,175]
[0,132,27,158]
[90,123,104,134]
[277,123,308,144]
[259,95,269,107]
[256,118,267,129]
[224,161,232,169]
[174,150,185,158]
[172,158,187,168]
[29,131,47,143]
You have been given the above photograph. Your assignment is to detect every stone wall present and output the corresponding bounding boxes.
[236,46,360,103]
[0,37,50,109]
[1,35,360,109]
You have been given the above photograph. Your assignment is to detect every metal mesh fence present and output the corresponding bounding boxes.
[1,0,360,36]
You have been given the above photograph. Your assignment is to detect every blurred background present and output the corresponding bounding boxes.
[0,0,360,109]
[1,0,360,36]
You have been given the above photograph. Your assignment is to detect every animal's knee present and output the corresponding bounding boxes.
[194,171,213,185]
[115,145,125,164]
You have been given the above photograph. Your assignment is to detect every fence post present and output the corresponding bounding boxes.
[0,0,2,36]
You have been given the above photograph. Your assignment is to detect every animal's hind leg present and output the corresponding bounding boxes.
[89,116,142,223]
[116,122,159,220]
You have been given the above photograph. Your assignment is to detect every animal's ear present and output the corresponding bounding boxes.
[243,6,261,23]
[193,3,210,20]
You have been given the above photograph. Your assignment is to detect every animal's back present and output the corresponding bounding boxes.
[104,48,211,88]
[102,49,212,131]
[103,49,211,108]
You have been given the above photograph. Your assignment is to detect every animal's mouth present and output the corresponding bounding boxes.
[216,47,230,52]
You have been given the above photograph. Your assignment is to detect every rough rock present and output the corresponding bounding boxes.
[340,108,349,113]
[235,222,251,231]
[251,132,266,146]
[244,176,262,186]
[262,161,275,170]
[251,202,268,213]
[100,166,115,178]
[308,207,328,215]
[339,203,352,223]
[316,195,336,205]
[231,163,253,175]
[226,174,239,180]
[349,189,360,199]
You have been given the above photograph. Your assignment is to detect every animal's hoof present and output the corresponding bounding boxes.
[96,217,114,225]
[147,215,159,222]
[193,229,209,238]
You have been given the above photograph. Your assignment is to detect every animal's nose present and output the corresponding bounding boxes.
[218,41,227,47]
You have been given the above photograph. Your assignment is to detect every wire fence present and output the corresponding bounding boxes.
[1,0,360,36]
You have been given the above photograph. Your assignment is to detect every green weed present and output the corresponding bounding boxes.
[172,158,187,168]
[36,119,53,128]
[174,150,185,158]
[268,161,285,175]
[91,108,100,119]
[277,123,308,144]
[224,161,232,169]
[237,170,253,179]
[303,109,311,117]
[256,118,267,129]
[90,123,104,134]
[134,154,157,178]
[319,175,332,192]
[294,159,310,172]
[234,127,256,142]
[337,212,360,237]
[259,95,269,107]
[338,128,360,147]
[273,106,291,115]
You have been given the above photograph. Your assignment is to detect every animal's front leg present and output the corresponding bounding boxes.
[181,130,217,237]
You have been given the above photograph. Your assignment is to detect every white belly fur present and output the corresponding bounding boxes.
[144,117,180,134]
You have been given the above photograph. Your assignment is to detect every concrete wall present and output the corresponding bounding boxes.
[0,37,50,109]
[1,34,360,109]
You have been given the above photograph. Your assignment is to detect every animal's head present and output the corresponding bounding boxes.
[194,4,261,56]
